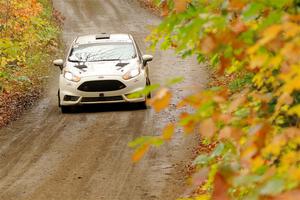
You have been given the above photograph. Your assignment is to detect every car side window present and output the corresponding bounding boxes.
[134,41,143,63]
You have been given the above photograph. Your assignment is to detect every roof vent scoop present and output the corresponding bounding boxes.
[95,33,110,40]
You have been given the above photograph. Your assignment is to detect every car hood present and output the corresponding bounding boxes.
[66,59,139,77]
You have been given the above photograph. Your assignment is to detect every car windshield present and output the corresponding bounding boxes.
[68,43,136,62]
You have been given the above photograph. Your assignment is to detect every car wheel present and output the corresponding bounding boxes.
[138,101,147,109]
[146,78,151,98]
[58,90,61,107]
[61,106,72,113]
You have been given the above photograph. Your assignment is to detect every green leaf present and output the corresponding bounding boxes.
[0,71,9,78]
[234,175,262,186]
[210,53,219,67]
[235,107,250,118]
[193,154,212,166]
[211,142,225,157]
[268,0,293,9]
[239,30,255,45]
[260,178,285,195]
[128,136,153,148]
[242,2,264,21]
[166,76,184,86]
[127,84,160,99]
[259,11,283,29]
[16,76,30,82]
[196,101,215,118]
[150,137,164,147]
[229,73,253,92]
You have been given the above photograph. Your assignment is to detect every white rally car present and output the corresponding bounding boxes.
[53,33,153,113]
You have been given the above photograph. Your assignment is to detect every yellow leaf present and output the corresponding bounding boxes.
[195,194,211,200]
[1,58,7,67]
[148,88,172,112]
[281,42,300,64]
[269,55,283,67]
[288,104,300,117]
[251,156,264,172]
[162,123,175,140]
[247,43,260,55]
[132,144,150,162]
[281,151,297,166]
[260,25,282,45]
[241,144,258,163]
[249,53,269,69]
[284,22,300,38]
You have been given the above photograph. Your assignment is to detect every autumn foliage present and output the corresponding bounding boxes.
[0,0,58,93]
[131,0,300,199]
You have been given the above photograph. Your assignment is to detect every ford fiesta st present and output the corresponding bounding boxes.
[53,33,153,113]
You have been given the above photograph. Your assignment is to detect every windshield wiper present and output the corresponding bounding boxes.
[94,59,121,61]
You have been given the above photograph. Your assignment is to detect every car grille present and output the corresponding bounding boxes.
[81,96,123,102]
[78,80,126,92]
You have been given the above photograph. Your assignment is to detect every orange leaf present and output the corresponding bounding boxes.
[161,1,169,17]
[174,0,190,13]
[227,90,248,113]
[231,18,247,34]
[199,118,216,139]
[282,127,300,138]
[212,173,230,200]
[180,112,196,134]
[162,123,175,140]
[218,55,231,75]
[228,0,245,11]
[253,123,270,149]
[219,126,242,142]
[148,88,172,112]
[192,167,209,186]
[132,144,150,162]
[260,25,282,45]
[201,35,217,54]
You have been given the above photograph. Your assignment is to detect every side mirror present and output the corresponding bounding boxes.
[53,59,64,70]
[142,55,153,66]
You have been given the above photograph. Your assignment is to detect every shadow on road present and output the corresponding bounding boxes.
[65,103,148,114]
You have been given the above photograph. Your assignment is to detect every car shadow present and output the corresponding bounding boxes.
[68,103,147,113]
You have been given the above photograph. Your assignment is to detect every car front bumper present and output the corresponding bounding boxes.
[59,73,147,106]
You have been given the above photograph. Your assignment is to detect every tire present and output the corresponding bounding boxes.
[146,78,151,98]
[58,90,61,107]
[61,106,71,113]
[138,101,147,109]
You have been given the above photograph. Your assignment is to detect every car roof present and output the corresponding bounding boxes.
[74,33,133,45]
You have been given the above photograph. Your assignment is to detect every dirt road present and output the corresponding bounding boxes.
[0,1,207,199]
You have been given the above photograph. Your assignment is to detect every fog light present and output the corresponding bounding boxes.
[63,95,80,101]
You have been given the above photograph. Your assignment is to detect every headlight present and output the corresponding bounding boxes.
[63,71,81,82]
[122,68,140,80]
